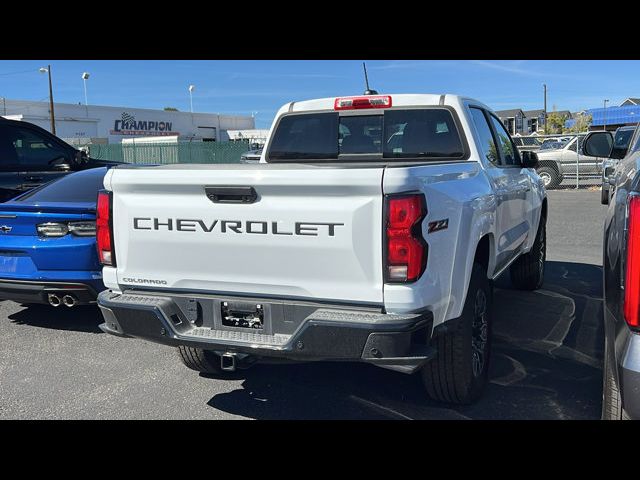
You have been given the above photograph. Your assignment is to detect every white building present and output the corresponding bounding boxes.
[0,98,255,145]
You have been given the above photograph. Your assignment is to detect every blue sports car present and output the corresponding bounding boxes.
[0,167,107,307]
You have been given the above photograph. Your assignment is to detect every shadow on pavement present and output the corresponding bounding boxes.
[8,304,104,334]
[206,260,604,420]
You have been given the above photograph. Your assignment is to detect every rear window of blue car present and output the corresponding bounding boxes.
[16,167,107,204]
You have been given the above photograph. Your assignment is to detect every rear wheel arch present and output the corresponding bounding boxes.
[452,233,494,321]
[474,233,494,278]
[538,197,548,233]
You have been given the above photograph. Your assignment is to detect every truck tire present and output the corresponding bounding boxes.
[602,340,630,420]
[177,346,223,375]
[421,262,493,405]
[601,186,609,205]
[510,217,546,290]
[537,166,560,189]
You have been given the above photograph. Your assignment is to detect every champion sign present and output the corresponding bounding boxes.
[110,112,180,136]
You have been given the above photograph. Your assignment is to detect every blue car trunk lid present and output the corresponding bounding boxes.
[0,202,95,236]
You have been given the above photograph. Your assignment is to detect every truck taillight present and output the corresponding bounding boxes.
[385,194,427,282]
[624,194,640,328]
[96,190,115,266]
[334,95,392,110]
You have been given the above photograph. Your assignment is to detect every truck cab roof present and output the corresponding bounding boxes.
[278,94,492,116]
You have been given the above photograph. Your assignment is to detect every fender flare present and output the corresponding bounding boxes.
[445,203,495,321]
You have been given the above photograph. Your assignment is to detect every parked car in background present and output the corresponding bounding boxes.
[512,136,542,152]
[601,125,637,204]
[539,137,568,149]
[0,118,119,203]
[539,140,566,151]
[582,127,640,419]
[0,167,108,307]
[535,135,602,188]
[240,149,262,163]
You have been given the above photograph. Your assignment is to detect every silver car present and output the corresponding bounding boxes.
[601,126,637,204]
[240,149,262,164]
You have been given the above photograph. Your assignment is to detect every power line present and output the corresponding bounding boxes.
[0,68,39,77]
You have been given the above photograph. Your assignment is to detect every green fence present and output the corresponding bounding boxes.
[88,141,250,165]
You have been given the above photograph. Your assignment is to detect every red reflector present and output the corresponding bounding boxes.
[334,95,392,110]
[96,191,115,266]
[624,195,640,328]
[386,195,426,282]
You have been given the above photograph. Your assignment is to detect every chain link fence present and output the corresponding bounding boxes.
[87,141,250,165]
[512,133,603,190]
[84,135,603,189]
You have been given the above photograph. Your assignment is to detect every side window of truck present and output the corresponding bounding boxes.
[487,114,522,167]
[469,107,499,165]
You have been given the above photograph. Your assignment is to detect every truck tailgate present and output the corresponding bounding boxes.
[108,165,385,304]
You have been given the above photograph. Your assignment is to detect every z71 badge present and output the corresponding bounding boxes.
[428,219,449,234]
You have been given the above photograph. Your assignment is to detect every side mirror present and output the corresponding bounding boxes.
[582,131,614,158]
[521,150,539,169]
[74,149,89,166]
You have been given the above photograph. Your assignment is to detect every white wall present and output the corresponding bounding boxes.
[0,99,254,143]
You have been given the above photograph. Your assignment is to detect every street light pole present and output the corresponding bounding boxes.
[543,83,547,134]
[188,84,195,113]
[82,72,90,117]
[39,65,56,135]
[603,99,609,131]
[82,72,90,106]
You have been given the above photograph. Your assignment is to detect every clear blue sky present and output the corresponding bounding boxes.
[0,60,637,129]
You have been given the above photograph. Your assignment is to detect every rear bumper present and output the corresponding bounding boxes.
[98,290,435,374]
[0,278,102,305]
[616,332,640,420]
[605,305,640,419]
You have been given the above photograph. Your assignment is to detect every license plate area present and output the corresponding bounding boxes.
[221,301,264,330]
[0,256,19,274]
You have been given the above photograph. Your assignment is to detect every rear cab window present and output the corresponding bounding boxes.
[266,107,468,163]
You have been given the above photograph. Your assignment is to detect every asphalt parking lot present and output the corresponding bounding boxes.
[0,190,607,419]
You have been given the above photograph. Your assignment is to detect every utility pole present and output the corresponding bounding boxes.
[40,65,56,135]
[603,99,609,131]
[543,83,547,134]
[47,65,56,135]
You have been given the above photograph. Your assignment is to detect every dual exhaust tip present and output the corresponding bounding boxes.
[48,293,78,308]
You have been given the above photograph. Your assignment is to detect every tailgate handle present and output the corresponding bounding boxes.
[205,186,257,204]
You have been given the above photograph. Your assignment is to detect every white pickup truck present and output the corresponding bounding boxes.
[97,94,547,404]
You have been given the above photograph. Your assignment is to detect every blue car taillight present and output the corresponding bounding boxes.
[36,221,96,238]
[37,223,69,237]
